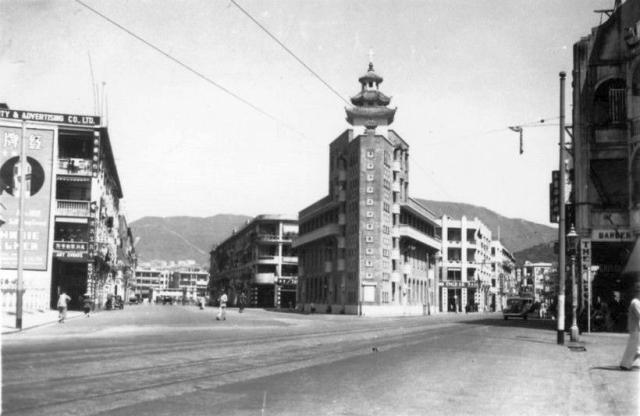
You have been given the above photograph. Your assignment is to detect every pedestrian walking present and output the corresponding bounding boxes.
[216,290,227,321]
[620,281,640,371]
[57,291,71,323]
[82,292,92,317]
[238,292,247,313]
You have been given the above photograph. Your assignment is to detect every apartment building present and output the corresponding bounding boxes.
[520,261,554,306]
[571,0,640,317]
[490,239,517,310]
[293,63,442,316]
[439,216,494,312]
[0,107,135,311]
[210,215,298,308]
[133,266,171,300]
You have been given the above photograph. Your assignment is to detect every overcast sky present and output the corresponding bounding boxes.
[0,0,614,225]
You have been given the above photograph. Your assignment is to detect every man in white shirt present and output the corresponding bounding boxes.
[57,291,71,323]
[216,290,228,321]
[620,281,640,370]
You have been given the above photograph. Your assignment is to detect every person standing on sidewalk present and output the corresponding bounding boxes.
[82,292,92,317]
[57,291,71,323]
[620,281,640,371]
[238,292,247,313]
[216,290,227,321]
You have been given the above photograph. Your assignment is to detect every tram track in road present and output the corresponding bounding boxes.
[3,321,475,416]
[2,315,466,371]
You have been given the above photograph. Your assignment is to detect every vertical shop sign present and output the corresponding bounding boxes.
[0,124,55,270]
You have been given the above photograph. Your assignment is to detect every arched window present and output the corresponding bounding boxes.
[593,79,626,126]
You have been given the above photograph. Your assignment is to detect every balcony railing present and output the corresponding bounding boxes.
[56,200,90,217]
[57,158,93,176]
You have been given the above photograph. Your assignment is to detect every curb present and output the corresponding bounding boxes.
[2,312,85,335]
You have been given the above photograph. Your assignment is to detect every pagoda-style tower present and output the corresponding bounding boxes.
[345,63,397,128]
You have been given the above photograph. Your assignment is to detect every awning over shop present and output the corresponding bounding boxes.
[623,236,640,275]
[57,175,91,182]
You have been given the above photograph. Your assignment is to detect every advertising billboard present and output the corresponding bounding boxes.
[0,124,55,270]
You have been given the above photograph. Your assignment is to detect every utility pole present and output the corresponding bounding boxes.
[557,72,567,345]
[15,121,27,330]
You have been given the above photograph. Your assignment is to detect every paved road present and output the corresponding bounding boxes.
[2,305,637,415]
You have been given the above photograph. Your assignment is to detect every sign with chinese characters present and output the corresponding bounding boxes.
[439,280,471,288]
[0,109,100,127]
[591,229,634,242]
[0,124,55,270]
[580,239,591,272]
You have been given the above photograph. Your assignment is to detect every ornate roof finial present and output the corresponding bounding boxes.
[368,48,375,71]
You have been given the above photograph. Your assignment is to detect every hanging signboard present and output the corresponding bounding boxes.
[591,229,634,242]
[580,239,591,272]
[0,124,55,270]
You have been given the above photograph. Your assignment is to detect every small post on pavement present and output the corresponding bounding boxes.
[557,71,567,345]
[15,121,27,330]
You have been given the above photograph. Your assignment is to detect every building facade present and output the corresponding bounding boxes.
[571,0,640,328]
[520,261,554,305]
[133,262,209,303]
[210,215,298,308]
[294,63,442,316]
[439,216,494,312]
[490,239,517,310]
[0,107,135,311]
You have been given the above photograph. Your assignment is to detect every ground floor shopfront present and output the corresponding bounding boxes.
[439,282,498,313]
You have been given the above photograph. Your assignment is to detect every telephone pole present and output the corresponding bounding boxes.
[557,72,567,345]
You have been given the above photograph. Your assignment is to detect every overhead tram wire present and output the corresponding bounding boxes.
[229,0,350,106]
[73,0,311,141]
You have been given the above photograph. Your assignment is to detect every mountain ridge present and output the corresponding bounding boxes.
[130,201,557,266]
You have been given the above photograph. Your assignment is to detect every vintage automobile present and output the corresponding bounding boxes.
[503,296,538,320]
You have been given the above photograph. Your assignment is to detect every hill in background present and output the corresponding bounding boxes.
[130,201,558,266]
[416,199,557,253]
[130,214,252,265]
[512,242,557,266]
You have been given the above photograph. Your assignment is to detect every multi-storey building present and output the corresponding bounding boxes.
[0,107,134,311]
[171,266,209,300]
[133,265,171,300]
[490,239,517,310]
[520,261,554,305]
[210,215,298,308]
[571,0,640,317]
[294,63,442,316]
[133,263,209,302]
[439,216,494,312]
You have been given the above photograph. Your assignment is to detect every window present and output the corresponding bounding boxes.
[365,259,373,267]
[365,248,374,255]
[366,198,374,205]
[366,186,374,193]
[383,202,390,213]
[367,174,374,181]
[367,162,374,170]
[383,249,389,257]
[365,235,374,242]
[367,150,374,158]
[366,211,374,218]
[366,223,374,230]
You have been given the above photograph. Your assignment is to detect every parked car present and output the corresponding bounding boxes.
[503,296,539,320]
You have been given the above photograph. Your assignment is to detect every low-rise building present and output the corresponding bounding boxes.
[490,239,517,310]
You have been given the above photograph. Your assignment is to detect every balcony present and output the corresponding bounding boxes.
[339,190,346,202]
[337,259,345,271]
[281,256,298,263]
[392,160,401,172]
[56,200,90,217]
[391,204,400,214]
[391,271,401,282]
[256,233,280,243]
[391,227,400,238]
[339,213,346,225]
[57,158,93,176]
[391,182,400,192]
[324,261,333,273]
[402,262,412,274]
[391,249,400,260]
[338,169,346,181]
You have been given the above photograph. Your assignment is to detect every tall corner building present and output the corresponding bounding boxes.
[293,63,442,316]
[571,0,640,317]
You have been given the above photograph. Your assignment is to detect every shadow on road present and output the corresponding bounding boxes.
[591,365,639,372]
[457,317,558,331]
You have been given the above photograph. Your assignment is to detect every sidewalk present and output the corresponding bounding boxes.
[1,308,84,334]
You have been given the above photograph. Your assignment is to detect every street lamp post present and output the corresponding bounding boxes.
[567,225,579,342]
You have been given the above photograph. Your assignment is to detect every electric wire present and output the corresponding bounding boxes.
[73,0,311,141]
[229,0,350,106]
